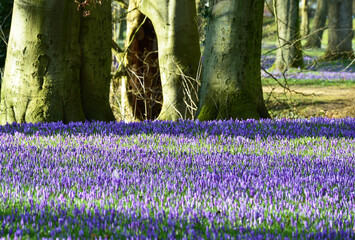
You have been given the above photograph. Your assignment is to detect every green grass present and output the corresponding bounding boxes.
[262,78,355,87]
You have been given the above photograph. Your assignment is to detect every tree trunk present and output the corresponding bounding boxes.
[0,0,114,124]
[304,0,328,49]
[0,0,84,124]
[196,0,270,120]
[300,0,310,38]
[121,0,201,121]
[273,0,304,71]
[79,1,115,121]
[323,0,354,60]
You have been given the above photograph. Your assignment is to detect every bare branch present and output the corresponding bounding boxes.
[0,9,12,46]
[113,0,128,9]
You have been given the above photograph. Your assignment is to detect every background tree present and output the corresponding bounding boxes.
[273,0,304,70]
[304,0,328,49]
[119,0,201,121]
[265,0,275,16]
[323,0,354,60]
[196,0,270,120]
[112,0,127,48]
[0,0,114,124]
[300,0,310,38]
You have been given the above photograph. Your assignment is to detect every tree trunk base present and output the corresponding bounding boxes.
[303,38,322,49]
[322,51,354,61]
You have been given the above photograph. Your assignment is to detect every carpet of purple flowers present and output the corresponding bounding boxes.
[0,118,354,239]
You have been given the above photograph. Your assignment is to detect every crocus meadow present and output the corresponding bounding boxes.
[0,118,354,239]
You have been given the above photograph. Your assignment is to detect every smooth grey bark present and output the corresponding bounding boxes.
[121,0,201,121]
[196,0,270,120]
[323,0,354,60]
[304,0,328,49]
[273,0,304,70]
[0,0,114,124]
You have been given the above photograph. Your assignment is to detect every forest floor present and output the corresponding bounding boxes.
[261,54,355,119]
[263,84,355,119]
[261,17,355,119]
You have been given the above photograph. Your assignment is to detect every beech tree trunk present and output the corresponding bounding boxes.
[80,1,115,121]
[300,0,310,38]
[304,0,328,49]
[323,0,354,60]
[121,0,201,121]
[0,0,114,124]
[273,0,304,70]
[196,0,270,120]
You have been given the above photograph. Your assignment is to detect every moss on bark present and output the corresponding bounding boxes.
[0,0,85,124]
[0,0,114,124]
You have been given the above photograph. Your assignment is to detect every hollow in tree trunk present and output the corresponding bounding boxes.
[121,0,201,121]
[120,1,161,121]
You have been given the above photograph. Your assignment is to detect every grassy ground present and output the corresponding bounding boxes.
[263,84,355,119]
[261,17,355,119]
